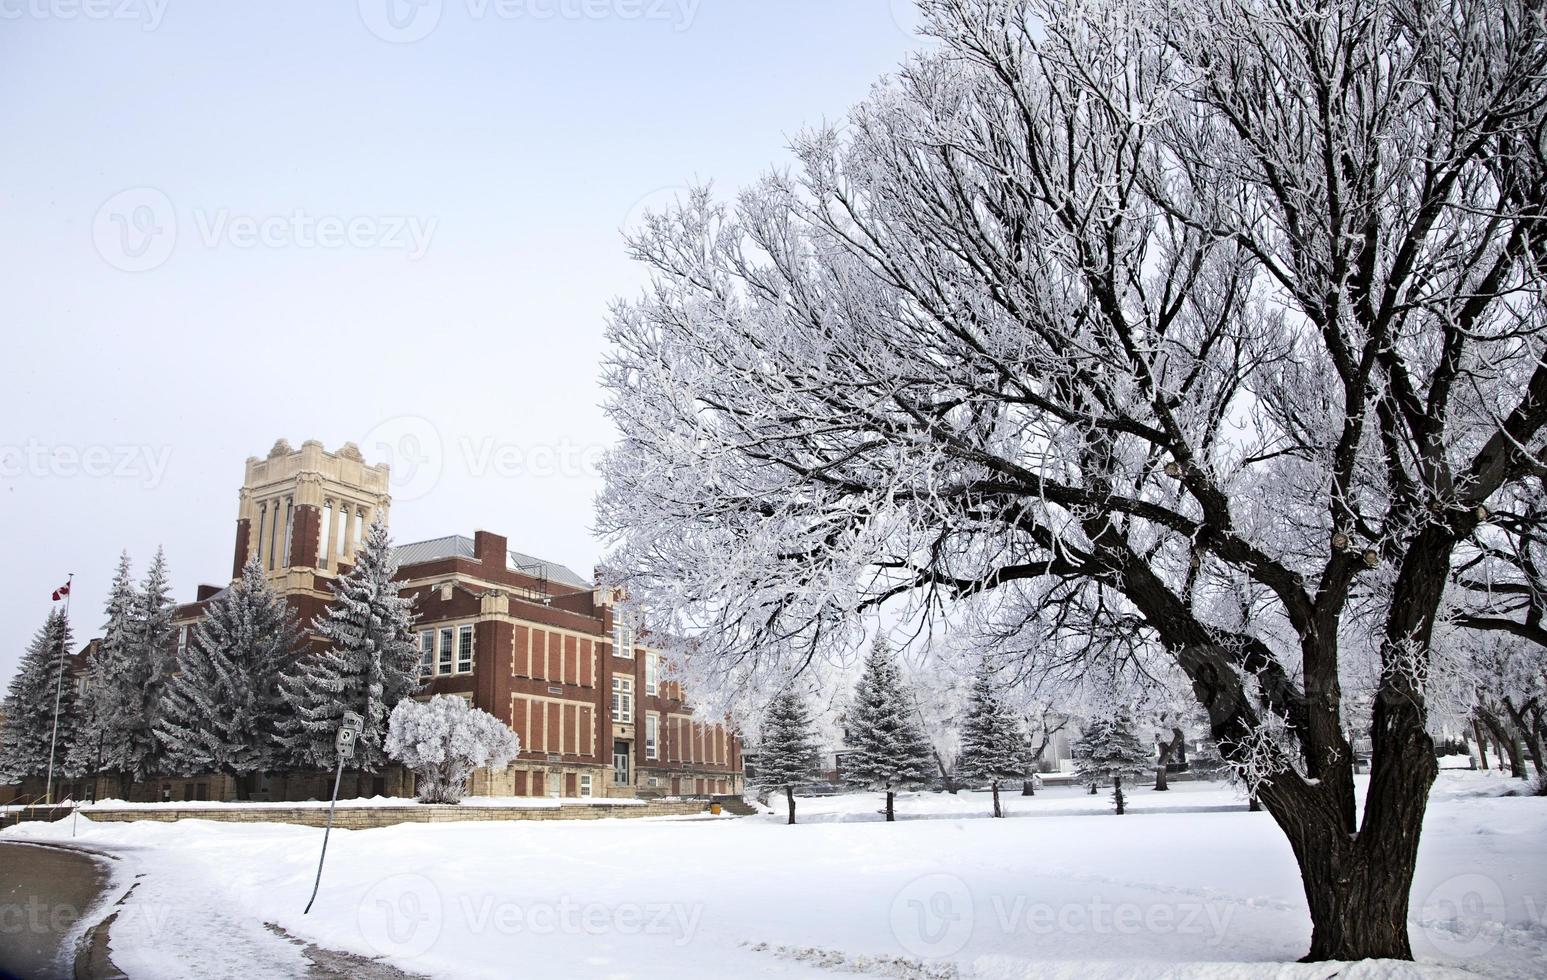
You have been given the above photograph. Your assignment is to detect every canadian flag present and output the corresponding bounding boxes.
[52,581,71,602]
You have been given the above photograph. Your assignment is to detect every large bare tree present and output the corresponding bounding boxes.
[599,0,1547,961]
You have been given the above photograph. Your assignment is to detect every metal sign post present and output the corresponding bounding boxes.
[304,710,364,915]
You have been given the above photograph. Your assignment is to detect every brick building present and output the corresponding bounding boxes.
[28,438,741,805]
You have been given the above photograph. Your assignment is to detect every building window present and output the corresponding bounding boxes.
[457,625,474,674]
[614,623,634,659]
[268,498,282,570]
[176,625,189,659]
[319,502,332,569]
[439,627,454,674]
[256,503,268,568]
[645,714,658,760]
[645,652,658,696]
[419,631,434,678]
[579,773,592,798]
[282,498,294,567]
[611,676,633,723]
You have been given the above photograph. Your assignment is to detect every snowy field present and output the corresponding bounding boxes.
[4,771,1543,979]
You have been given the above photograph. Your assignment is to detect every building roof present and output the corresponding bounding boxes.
[390,534,592,591]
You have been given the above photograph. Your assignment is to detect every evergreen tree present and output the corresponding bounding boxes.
[155,556,304,795]
[280,516,418,773]
[0,610,77,791]
[751,688,821,824]
[843,637,934,822]
[125,547,178,782]
[64,552,140,791]
[957,659,1024,818]
[1073,711,1150,815]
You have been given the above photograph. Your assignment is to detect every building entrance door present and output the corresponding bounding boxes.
[612,740,630,786]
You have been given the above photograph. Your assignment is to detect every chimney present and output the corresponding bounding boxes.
[473,530,507,568]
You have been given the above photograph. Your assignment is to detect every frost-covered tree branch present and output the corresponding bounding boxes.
[599,0,1547,961]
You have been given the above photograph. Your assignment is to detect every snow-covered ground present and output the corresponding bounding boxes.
[3,771,1542,979]
[1,794,652,812]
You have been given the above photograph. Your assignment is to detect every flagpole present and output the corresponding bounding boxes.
[44,573,73,808]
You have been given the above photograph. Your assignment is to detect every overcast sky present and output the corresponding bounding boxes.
[0,1,929,681]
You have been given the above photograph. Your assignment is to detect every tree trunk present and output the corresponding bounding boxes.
[1021,778,1035,796]
[1253,668,1439,961]
[1087,782,1097,795]
[1154,765,1169,791]
[1113,774,1125,815]
[885,790,895,822]
[1472,719,1489,769]
[1248,794,1261,812]
[991,781,1001,818]
[785,785,796,825]
[931,749,957,793]
[1480,709,1528,778]
[1503,700,1546,791]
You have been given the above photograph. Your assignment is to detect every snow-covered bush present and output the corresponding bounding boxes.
[385,695,519,804]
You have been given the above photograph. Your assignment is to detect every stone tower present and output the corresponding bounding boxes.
[232,439,392,591]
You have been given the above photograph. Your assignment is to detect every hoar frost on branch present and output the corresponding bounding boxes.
[599,0,1547,961]
[385,696,519,805]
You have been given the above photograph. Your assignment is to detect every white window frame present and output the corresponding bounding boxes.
[457,624,475,674]
[614,623,634,659]
[645,652,658,696]
[645,713,658,760]
[579,773,592,798]
[438,627,454,674]
[611,676,634,724]
[419,630,434,677]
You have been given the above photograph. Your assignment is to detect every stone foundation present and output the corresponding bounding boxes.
[76,799,711,829]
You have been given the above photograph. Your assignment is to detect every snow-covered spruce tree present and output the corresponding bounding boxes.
[957,659,1023,817]
[126,548,178,782]
[842,638,934,822]
[597,0,1547,959]
[65,550,174,791]
[0,610,77,787]
[155,556,304,796]
[63,552,138,789]
[281,516,419,773]
[1073,713,1150,815]
[385,695,519,804]
[751,688,822,824]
